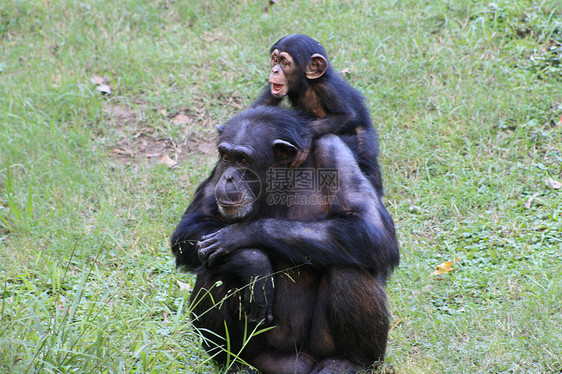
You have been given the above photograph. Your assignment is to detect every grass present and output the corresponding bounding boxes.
[0,0,561,372]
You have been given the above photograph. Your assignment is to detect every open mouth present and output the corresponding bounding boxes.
[271,83,285,96]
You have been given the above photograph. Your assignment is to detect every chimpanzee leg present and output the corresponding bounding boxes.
[310,358,364,374]
[230,248,275,324]
[328,269,389,367]
[189,248,275,367]
[252,350,316,374]
[307,269,389,373]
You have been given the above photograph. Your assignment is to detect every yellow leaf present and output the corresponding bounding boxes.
[431,258,460,276]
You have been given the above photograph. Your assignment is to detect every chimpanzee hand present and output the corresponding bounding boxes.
[198,224,249,267]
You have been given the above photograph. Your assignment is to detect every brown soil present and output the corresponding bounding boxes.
[102,102,217,167]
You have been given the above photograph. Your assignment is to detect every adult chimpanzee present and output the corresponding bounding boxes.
[171,106,399,373]
[253,34,384,197]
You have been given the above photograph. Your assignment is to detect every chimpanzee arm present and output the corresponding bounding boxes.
[304,79,366,137]
[170,167,227,270]
[200,207,397,278]
[252,85,283,107]
[199,135,399,277]
[289,80,366,168]
[202,213,396,273]
[171,164,277,323]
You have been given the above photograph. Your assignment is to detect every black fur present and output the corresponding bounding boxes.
[171,107,399,373]
[254,34,384,196]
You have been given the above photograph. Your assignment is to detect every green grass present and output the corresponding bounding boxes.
[1,0,561,372]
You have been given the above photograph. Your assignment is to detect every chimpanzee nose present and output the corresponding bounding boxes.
[224,169,236,183]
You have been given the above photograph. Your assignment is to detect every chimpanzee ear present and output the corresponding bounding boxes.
[305,54,328,80]
[216,124,225,134]
[273,139,298,165]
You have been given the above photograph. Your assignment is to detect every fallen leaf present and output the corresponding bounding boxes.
[176,280,191,292]
[546,177,561,189]
[431,258,460,276]
[171,113,191,126]
[96,84,112,95]
[524,192,540,209]
[341,68,351,77]
[160,154,178,168]
[91,75,105,85]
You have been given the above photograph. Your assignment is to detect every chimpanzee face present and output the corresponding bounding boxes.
[214,142,263,220]
[269,49,295,98]
[268,49,328,99]
[214,114,299,220]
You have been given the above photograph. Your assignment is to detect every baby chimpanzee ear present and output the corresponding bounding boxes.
[305,53,328,80]
[216,124,225,134]
[273,139,298,165]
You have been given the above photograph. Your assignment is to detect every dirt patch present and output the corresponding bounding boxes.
[101,103,218,167]
[111,130,217,167]
[104,103,137,124]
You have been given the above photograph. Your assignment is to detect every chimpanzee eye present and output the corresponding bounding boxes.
[240,158,248,166]
[222,154,230,162]
[281,59,289,67]
[271,56,278,66]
